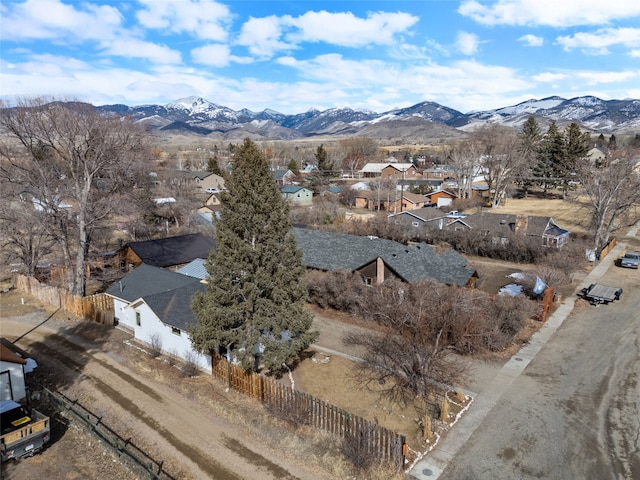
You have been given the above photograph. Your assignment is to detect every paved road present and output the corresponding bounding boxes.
[411,227,640,480]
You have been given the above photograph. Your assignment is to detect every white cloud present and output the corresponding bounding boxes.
[459,0,640,27]
[283,10,419,47]
[533,72,567,82]
[576,70,639,85]
[518,34,544,47]
[0,0,123,41]
[455,32,480,55]
[237,16,293,58]
[136,0,231,41]
[556,27,640,51]
[191,44,231,67]
[630,50,640,58]
[101,37,182,64]
[236,10,418,59]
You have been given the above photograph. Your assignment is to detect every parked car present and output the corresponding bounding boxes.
[620,252,640,269]
[206,188,219,194]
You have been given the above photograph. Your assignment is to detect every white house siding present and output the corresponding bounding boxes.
[0,361,26,402]
[128,303,212,373]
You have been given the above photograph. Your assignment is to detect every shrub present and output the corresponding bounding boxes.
[181,350,200,377]
[148,332,163,358]
[306,269,365,312]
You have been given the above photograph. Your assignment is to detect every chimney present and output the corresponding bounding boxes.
[515,215,528,235]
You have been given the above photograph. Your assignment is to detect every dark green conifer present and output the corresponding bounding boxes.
[191,138,317,372]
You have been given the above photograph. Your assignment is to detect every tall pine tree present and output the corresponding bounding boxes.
[534,121,565,195]
[191,138,317,373]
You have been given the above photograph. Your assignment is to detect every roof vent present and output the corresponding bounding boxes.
[500,219,507,224]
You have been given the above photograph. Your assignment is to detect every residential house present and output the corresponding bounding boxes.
[388,209,448,230]
[105,264,212,372]
[292,227,477,286]
[281,185,313,205]
[353,190,427,212]
[360,162,418,179]
[456,212,571,248]
[273,169,296,186]
[192,172,226,194]
[119,233,215,272]
[586,147,609,167]
[399,192,429,211]
[422,166,455,179]
[425,189,458,208]
[0,339,34,402]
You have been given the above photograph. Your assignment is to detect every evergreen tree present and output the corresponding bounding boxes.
[287,158,299,175]
[191,138,317,373]
[517,115,542,196]
[596,133,606,149]
[533,121,564,194]
[608,134,617,150]
[315,144,334,173]
[561,123,590,196]
[207,155,224,176]
[307,144,335,193]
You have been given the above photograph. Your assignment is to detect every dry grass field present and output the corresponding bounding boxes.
[490,195,591,235]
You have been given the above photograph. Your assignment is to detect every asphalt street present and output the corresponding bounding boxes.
[410,225,640,480]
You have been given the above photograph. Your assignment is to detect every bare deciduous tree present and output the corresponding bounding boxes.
[575,146,640,253]
[345,280,535,424]
[339,136,380,177]
[0,98,149,295]
[472,124,525,207]
[446,140,480,199]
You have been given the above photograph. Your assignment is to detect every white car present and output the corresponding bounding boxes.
[206,187,219,194]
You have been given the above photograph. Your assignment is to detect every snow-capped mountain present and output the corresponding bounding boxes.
[94,95,640,140]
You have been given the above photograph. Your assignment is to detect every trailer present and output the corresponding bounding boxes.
[580,283,623,305]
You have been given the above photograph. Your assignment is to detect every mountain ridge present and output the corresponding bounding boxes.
[90,95,640,141]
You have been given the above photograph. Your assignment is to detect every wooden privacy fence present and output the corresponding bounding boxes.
[13,274,114,325]
[211,356,407,470]
[599,237,617,260]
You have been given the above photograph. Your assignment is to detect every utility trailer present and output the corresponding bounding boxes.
[580,283,623,305]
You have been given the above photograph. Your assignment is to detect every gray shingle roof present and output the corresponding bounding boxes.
[292,227,475,286]
[142,282,206,331]
[126,233,215,268]
[105,264,201,302]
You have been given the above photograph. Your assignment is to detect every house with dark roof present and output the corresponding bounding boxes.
[292,227,476,286]
[273,169,296,186]
[119,233,215,272]
[105,264,212,372]
[388,209,448,230]
[452,212,571,248]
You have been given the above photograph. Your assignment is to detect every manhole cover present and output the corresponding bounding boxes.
[515,357,523,361]
[422,468,433,476]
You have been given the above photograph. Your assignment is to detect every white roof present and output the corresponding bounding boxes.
[360,162,415,173]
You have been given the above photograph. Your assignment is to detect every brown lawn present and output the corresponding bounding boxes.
[490,196,591,235]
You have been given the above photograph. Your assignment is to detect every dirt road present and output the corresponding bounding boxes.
[435,236,640,479]
[0,307,333,480]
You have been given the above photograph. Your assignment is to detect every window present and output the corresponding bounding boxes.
[136,312,141,326]
[171,327,181,336]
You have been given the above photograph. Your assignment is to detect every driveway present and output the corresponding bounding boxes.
[410,227,640,479]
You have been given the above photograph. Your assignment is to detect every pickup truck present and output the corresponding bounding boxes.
[1,400,50,462]
[620,252,640,269]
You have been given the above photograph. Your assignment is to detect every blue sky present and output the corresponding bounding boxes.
[1,0,639,113]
